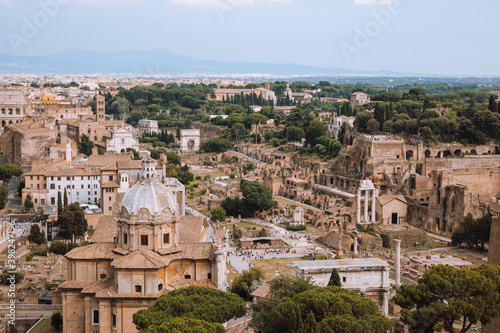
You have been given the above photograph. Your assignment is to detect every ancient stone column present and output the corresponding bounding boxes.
[371,189,377,223]
[353,236,358,255]
[382,291,389,316]
[364,190,370,223]
[356,189,361,224]
[395,239,401,288]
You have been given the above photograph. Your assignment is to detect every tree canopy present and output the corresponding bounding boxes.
[133,286,246,333]
[250,286,391,333]
[394,264,500,333]
[230,267,265,301]
[78,134,94,156]
[0,164,23,181]
[28,224,46,245]
[57,203,88,239]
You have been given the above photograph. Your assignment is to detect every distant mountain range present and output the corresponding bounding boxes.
[0,49,412,77]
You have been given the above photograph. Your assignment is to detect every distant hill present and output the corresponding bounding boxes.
[0,49,408,76]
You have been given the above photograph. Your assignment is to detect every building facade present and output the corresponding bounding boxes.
[0,88,30,130]
[59,157,227,333]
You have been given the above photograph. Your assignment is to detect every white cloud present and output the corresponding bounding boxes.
[171,0,292,8]
[354,0,391,5]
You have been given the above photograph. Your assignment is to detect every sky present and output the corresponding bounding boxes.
[0,0,498,76]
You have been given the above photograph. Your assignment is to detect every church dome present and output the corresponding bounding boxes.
[119,157,178,217]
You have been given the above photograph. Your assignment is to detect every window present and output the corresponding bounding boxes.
[112,313,117,330]
[67,177,71,181]
[158,283,163,291]
[109,176,113,181]
[57,177,61,181]
[92,309,99,325]
[51,197,55,205]
[208,273,212,279]
[184,275,191,279]
[342,277,347,283]
[123,233,128,245]
[135,285,142,293]
[49,183,55,189]
[141,235,148,246]
[163,233,170,244]
[109,196,112,201]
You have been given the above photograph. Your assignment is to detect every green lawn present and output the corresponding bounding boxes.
[30,319,59,333]
[237,221,259,229]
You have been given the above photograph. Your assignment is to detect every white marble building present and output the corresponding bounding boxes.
[291,258,391,316]
[106,127,139,153]
[138,119,160,136]
[327,115,356,139]
[180,129,200,154]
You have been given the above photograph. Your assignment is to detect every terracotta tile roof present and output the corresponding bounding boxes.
[251,282,271,300]
[163,243,214,261]
[86,154,132,167]
[179,216,208,243]
[112,247,129,255]
[90,216,117,243]
[102,181,120,188]
[377,194,407,206]
[65,242,116,260]
[116,160,142,169]
[58,281,94,290]
[111,249,171,269]
[81,278,114,294]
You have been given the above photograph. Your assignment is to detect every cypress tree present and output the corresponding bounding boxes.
[489,95,498,113]
[63,188,68,208]
[328,268,341,287]
[57,191,62,215]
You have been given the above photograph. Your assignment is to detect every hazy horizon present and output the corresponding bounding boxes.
[0,0,498,76]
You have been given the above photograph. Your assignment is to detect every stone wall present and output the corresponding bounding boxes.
[379,227,428,248]
[192,122,227,139]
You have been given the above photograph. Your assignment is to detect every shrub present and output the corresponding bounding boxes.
[51,312,63,331]
[287,225,307,231]
[50,241,68,255]
[0,270,24,284]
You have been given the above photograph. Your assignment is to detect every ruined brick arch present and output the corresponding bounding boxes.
[425,149,431,158]
[406,150,414,160]
[454,149,462,156]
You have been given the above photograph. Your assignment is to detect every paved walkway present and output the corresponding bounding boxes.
[313,184,356,199]
[426,232,452,243]
[275,196,322,212]
[227,219,329,273]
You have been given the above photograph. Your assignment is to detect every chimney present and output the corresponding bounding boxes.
[395,239,401,288]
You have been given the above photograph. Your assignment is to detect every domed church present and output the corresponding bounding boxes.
[59,157,227,333]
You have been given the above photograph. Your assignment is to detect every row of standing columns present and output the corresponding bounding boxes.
[356,188,378,224]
